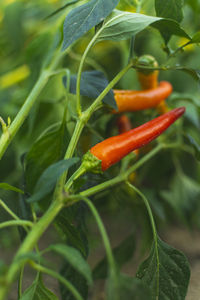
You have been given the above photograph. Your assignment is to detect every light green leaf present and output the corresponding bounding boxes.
[49,244,92,285]
[96,10,190,43]
[137,238,190,300]
[0,183,24,194]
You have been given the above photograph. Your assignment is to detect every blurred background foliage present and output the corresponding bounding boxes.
[0,0,200,258]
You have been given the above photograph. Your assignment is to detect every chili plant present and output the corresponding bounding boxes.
[0,0,200,299]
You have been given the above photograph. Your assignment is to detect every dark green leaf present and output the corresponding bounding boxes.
[60,262,88,300]
[27,158,79,203]
[62,0,120,50]
[20,274,58,300]
[155,0,184,22]
[93,233,136,280]
[0,183,24,194]
[137,238,190,299]
[49,244,92,285]
[106,273,151,300]
[97,10,190,43]
[54,209,88,257]
[186,135,200,160]
[63,71,117,109]
[191,31,200,43]
[25,121,68,193]
[151,19,190,44]
[155,0,184,43]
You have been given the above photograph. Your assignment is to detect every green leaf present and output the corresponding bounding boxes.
[49,244,92,285]
[63,70,117,110]
[186,135,200,160]
[191,31,200,43]
[16,252,47,266]
[97,10,190,44]
[54,209,88,257]
[27,158,79,203]
[45,0,78,20]
[25,121,68,193]
[93,233,136,280]
[155,0,184,43]
[20,273,58,300]
[0,183,24,194]
[161,174,200,223]
[172,66,200,82]
[62,0,120,50]
[106,273,151,300]
[155,0,184,22]
[151,19,190,44]
[60,261,88,300]
[136,238,190,300]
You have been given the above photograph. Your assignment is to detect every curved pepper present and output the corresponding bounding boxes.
[136,55,159,90]
[89,107,185,171]
[113,81,172,113]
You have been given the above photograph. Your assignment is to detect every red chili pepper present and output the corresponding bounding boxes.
[117,115,139,157]
[117,115,132,134]
[113,81,172,113]
[90,107,185,171]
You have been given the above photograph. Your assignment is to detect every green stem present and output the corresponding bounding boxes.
[126,182,159,297]
[85,62,133,117]
[54,119,85,198]
[136,0,142,13]
[126,183,157,241]
[0,199,20,221]
[0,220,33,230]
[79,144,162,198]
[65,164,86,191]
[31,262,84,300]
[81,197,117,273]
[18,266,24,299]
[0,71,49,160]
[76,29,102,116]
[56,62,132,196]
[0,200,63,300]
[0,44,70,161]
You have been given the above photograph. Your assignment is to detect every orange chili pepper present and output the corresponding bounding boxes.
[136,55,169,114]
[113,81,172,113]
[137,55,159,90]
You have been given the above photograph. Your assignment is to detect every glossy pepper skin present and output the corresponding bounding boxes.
[113,81,172,113]
[90,107,185,171]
